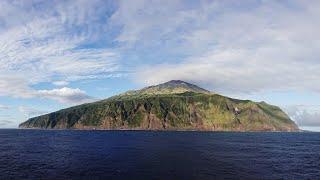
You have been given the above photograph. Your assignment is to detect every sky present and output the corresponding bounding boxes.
[0,0,320,131]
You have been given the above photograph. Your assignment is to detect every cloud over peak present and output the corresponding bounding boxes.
[113,0,320,94]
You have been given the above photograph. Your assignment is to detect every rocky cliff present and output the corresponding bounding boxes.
[19,80,299,131]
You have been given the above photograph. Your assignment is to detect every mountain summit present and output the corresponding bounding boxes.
[121,80,211,96]
[19,80,298,131]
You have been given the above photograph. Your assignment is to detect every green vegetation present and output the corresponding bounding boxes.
[19,81,299,131]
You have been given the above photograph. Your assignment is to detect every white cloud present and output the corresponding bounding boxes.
[136,46,320,94]
[2,0,320,121]
[111,0,320,95]
[0,0,120,100]
[110,0,187,45]
[0,17,118,83]
[37,87,96,104]
[0,74,95,104]
[0,76,35,98]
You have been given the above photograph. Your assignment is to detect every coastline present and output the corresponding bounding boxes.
[16,127,303,133]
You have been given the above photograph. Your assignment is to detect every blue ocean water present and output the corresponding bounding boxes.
[0,130,319,179]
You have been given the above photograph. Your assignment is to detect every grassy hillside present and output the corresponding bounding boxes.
[19,92,298,131]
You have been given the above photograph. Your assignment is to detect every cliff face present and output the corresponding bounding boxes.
[19,83,299,131]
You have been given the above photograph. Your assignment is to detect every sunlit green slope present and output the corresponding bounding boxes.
[19,80,298,131]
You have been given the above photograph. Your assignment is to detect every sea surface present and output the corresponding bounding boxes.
[0,129,319,179]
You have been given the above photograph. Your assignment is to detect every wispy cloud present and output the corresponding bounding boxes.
[110,1,320,95]
[0,76,35,98]
[0,75,95,104]
[0,0,119,103]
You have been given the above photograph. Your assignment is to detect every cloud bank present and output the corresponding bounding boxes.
[112,0,320,95]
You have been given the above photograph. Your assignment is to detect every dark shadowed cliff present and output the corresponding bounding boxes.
[19,80,299,131]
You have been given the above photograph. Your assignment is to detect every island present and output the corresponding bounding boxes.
[19,80,299,131]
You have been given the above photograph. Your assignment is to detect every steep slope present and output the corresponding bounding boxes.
[19,81,299,131]
[120,80,211,96]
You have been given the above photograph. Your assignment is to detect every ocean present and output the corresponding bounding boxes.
[0,129,319,179]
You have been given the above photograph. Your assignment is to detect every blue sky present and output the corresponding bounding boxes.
[0,0,320,130]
